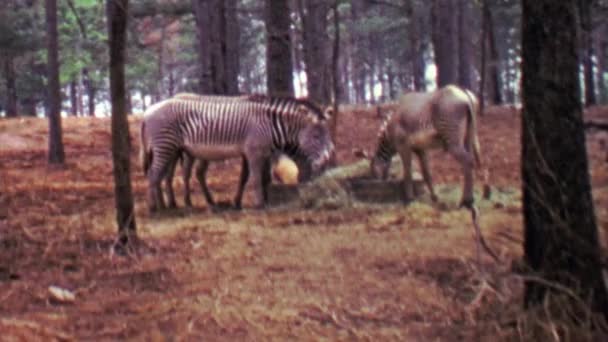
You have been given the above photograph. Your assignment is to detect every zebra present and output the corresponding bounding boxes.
[162,93,252,209]
[159,93,316,210]
[140,94,334,212]
[370,84,483,208]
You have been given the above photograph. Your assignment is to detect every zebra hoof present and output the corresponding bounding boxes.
[459,198,474,209]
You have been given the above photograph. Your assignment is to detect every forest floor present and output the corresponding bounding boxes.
[1,104,608,341]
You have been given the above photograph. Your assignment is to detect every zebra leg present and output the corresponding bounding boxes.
[164,157,178,209]
[416,151,438,202]
[261,157,272,203]
[397,144,415,203]
[195,159,215,208]
[245,154,267,209]
[448,146,475,208]
[182,153,194,207]
[233,157,249,210]
[148,150,172,213]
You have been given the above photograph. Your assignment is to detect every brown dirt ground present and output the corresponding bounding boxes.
[1,105,607,341]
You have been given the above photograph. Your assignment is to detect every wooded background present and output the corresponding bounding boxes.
[1,0,607,118]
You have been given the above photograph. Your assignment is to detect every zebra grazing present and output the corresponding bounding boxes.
[160,93,316,210]
[370,84,483,208]
[162,93,252,209]
[140,94,334,212]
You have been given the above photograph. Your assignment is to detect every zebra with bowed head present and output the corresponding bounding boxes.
[140,94,334,212]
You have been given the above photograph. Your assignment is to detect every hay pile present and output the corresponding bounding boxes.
[286,158,405,210]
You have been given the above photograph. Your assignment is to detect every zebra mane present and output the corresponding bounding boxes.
[246,94,326,120]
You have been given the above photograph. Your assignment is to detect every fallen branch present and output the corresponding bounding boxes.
[470,206,500,264]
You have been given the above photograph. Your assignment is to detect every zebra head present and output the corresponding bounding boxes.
[293,104,335,177]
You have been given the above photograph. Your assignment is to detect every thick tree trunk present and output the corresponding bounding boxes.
[3,57,18,117]
[300,0,331,105]
[457,0,473,90]
[225,0,239,95]
[521,0,608,319]
[191,0,213,94]
[107,0,137,242]
[579,0,596,106]
[209,0,226,94]
[432,0,458,87]
[484,5,502,105]
[46,0,65,164]
[21,98,37,117]
[82,67,96,116]
[265,0,294,96]
[409,1,426,92]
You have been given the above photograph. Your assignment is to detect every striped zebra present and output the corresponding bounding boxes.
[163,93,252,209]
[370,85,482,208]
[140,94,334,212]
[160,93,314,210]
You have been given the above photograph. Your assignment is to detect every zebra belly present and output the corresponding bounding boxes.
[408,130,442,150]
[184,143,243,160]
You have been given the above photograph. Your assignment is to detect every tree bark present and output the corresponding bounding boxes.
[70,80,78,116]
[46,0,65,164]
[225,0,239,95]
[192,0,213,94]
[579,0,596,106]
[209,0,227,94]
[521,0,608,319]
[484,4,502,105]
[3,57,18,117]
[299,0,331,105]
[598,25,607,104]
[82,67,96,116]
[107,0,137,242]
[408,1,426,92]
[432,0,458,87]
[478,0,487,115]
[330,0,340,139]
[265,0,294,96]
[457,0,473,90]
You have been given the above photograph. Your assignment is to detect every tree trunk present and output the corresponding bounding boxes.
[299,0,331,105]
[457,0,473,90]
[484,5,502,104]
[432,0,458,87]
[330,0,340,139]
[3,57,18,117]
[478,0,487,115]
[521,0,608,320]
[265,0,294,96]
[408,1,426,92]
[191,0,213,94]
[209,0,226,94]
[598,25,607,104]
[579,0,596,106]
[46,0,65,164]
[70,80,78,116]
[225,0,239,95]
[107,0,137,242]
[82,67,95,116]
